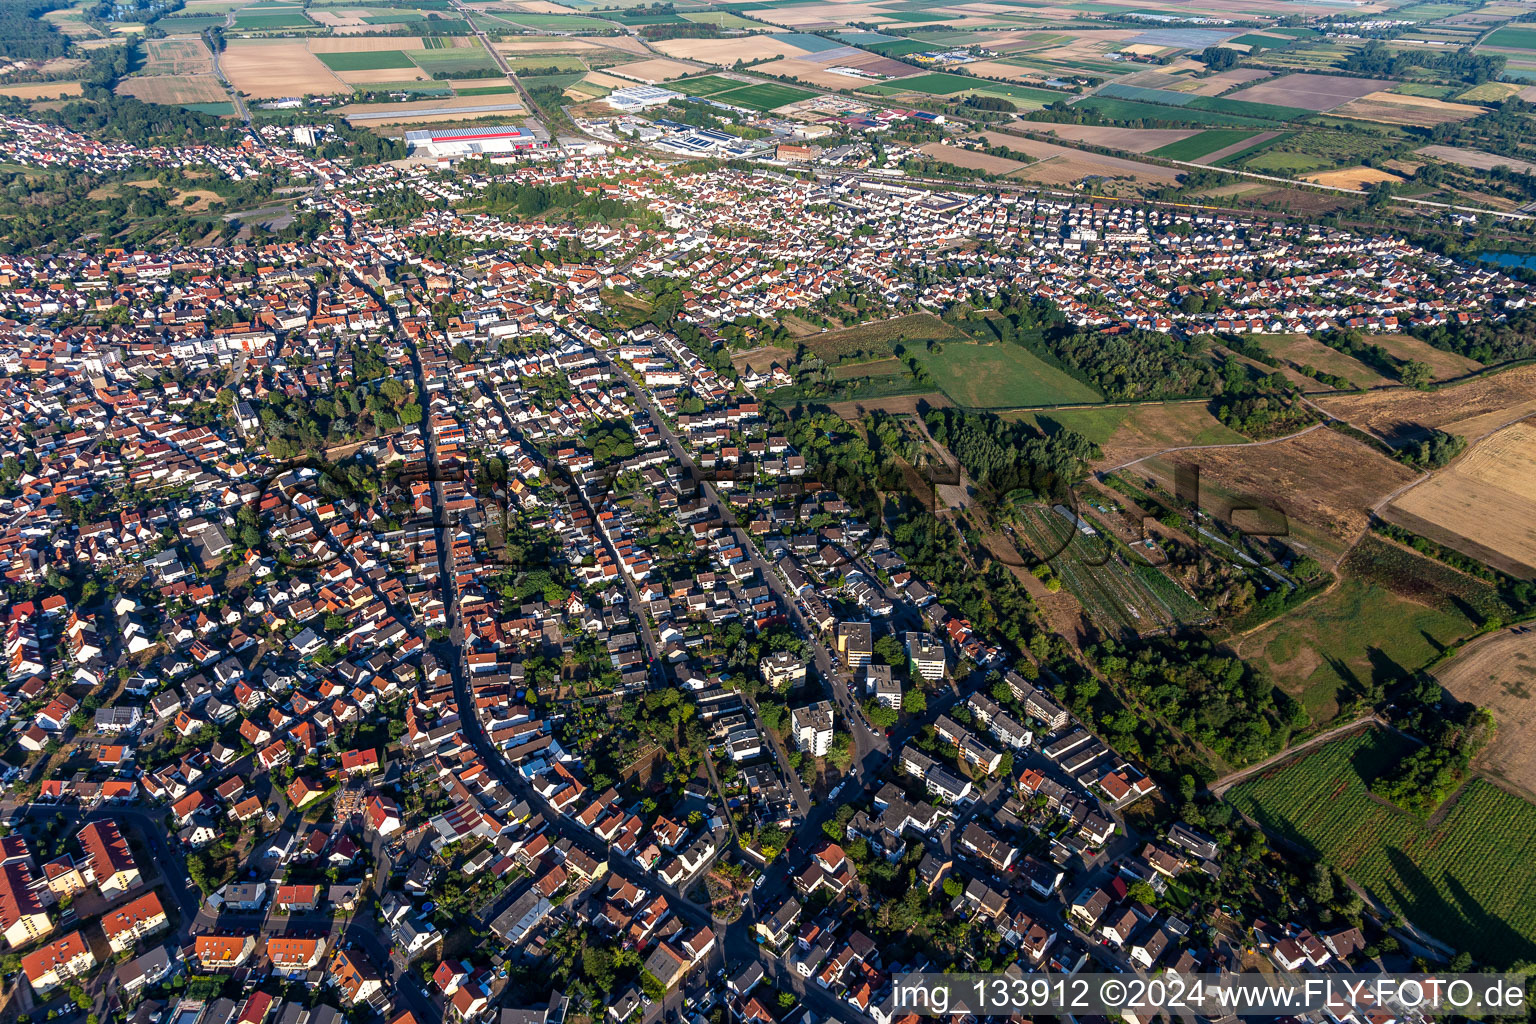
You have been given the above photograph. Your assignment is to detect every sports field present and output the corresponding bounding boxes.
[671,74,745,96]
[714,82,815,111]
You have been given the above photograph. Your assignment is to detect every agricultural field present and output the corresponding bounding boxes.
[222,39,348,97]
[1227,728,1536,968]
[653,35,812,64]
[1008,401,1245,467]
[317,49,417,71]
[136,36,214,76]
[669,74,745,97]
[1314,362,1536,443]
[1136,425,1418,566]
[407,42,499,75]
[1436,628,1536,799]
[1043,125,1201,153]
[1480,25,1536,50]
[973,130,1180,187]
[231,4,315,29]
[1386,420,1536,578]
[1238,535,1507,722]
[1249,333,1391,389]
[916,142,1029,174]
[921,339,1104,409]
[1227,72,1387,111]
[1332,90,1485,127]
[1148,128,1260,161]
[117,75,231,106]
[1071,96,1278,128]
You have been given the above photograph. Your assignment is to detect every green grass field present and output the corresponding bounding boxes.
[714,82,815,111]
[317,49,415,70]
[861,72,1066,106]
[500,11,612,29]
[1186,94,1316,121]
[861,71,985,95]
[1008,402,1245,448]
[231,7,313,28]
[671,74,745,96]
[863,38,931,56]
[679,10,762,26]
[1242,536,1504,724]
[1481,25,1536,51]
[1149,128,1258,160]
[924,341,1103,408]
[1227,729,1536,968]
[1073,96,1276,127]
[408,46,497,74]
[153,14,230,31]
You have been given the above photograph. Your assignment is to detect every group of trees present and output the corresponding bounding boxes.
[1090,636,1294,770]
[1341,40,1504,85]
[923,406,1098,499]
[1197,46,1242,70]
[1373,675,1494,813]
[1208,356,1314,439]
[1410,305,1536,365]
[0,0,70,59]
[1395,428,1466,469]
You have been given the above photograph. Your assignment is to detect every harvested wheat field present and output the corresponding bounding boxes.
[604,57,699,83]
[1136,426,1418,564]
[918,142,1027,174]
[1316,363,1536,443]
[139,35,214,75]
[339,93,524,115]
[0,82,83,99]
[1088,402,1248,469]
[494,38,601,53]
[1436,628,1536,799]
[1370,333,1482,381]
[1387,419,1536,577]
[1334,91,1485,126]
[1417,144,1536,176]
[117,75,230,105]
[224,39,345,97]
[980,132,1177,186]
[580,34,650,55]
[1303,166,1403,188]
[754,57,875,89]
[1176,67,1272,95]
[654,36,811,64]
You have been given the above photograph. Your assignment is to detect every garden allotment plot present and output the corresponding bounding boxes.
[1012,504,1207,638]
